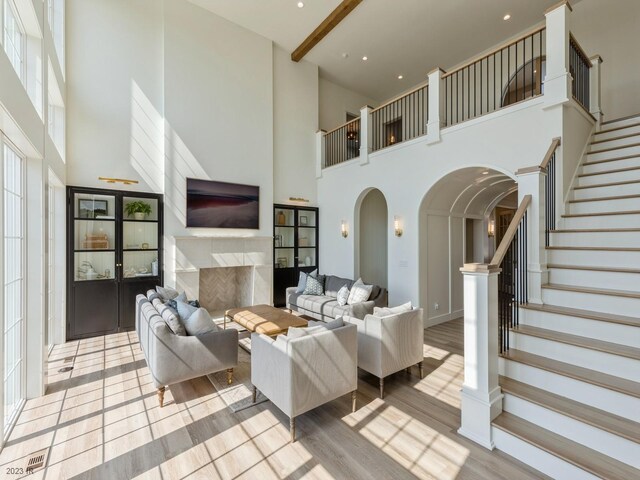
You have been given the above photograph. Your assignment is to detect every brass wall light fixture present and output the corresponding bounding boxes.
[394,215,403,237]
[98,177,139,185]
[341,220,349,238]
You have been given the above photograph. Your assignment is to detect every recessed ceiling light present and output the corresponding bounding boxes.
[503,13,511,21]
[482,171,489,175]
[297,1,304,8]
[362,56,368,61]
[398,75,403,80]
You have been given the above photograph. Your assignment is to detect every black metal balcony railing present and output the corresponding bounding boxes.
[324,118,360,168]
[443,27,546,127]
[370,84,428,152]
[570,34,591,112]
[542,138,561,247]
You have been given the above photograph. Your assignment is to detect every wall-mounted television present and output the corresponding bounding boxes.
[186,178,259,229]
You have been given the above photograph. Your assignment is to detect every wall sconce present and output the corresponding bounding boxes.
[394,216,403,237]
[488,219,496,237]
[341,220,349,238]
[98,176,139,185]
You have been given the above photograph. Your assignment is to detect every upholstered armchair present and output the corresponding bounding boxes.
[250,323,358,442]
[343,308,424,398]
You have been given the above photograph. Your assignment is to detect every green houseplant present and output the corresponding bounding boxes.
[125,200,152,220]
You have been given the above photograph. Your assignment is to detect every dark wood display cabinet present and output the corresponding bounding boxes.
[66,186,163,340]
[273,204,319,307]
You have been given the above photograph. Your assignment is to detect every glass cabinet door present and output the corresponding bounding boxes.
[274,207,295,269]
[73,193,116,281]
[122,196,160,278]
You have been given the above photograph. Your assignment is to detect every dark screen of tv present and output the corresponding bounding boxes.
[186,178,259,229]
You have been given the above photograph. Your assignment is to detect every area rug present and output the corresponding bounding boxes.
[206,346,267,413]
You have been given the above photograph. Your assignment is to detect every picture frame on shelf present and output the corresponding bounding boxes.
[300,215,308,226]
[78,199,108,219]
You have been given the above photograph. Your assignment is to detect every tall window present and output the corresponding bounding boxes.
[3,0,24,80]
[3,143,24,434]
[48,0,64,68]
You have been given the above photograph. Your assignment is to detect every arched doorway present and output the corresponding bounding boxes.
[356,188,388,288]
[418,167,517,327]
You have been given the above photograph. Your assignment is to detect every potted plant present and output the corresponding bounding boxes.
[125,200,152,220]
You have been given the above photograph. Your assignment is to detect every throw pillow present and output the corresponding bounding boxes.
[183,308,219,336]
[347,278,373,305]
[337,285,350,306]
[157,303,186,336]
[176,300,199,321]
[156,285,179,301]
[295,269,317,293]
[287,325,326,338]
[308,318,344,330]
[167,294,199,313]
[374,301,413,316]
[303,274,325,295]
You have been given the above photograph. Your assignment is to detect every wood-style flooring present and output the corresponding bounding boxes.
[0,319,548,479]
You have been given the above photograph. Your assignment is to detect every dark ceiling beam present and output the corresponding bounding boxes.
[291,0,363,62]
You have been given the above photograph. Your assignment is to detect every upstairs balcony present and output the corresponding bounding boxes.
[317,3,598,174]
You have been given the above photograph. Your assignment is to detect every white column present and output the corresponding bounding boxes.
[515,168,547,304]
[315,130,325,179]
[427,68,445,144]
[589,55,604,124]
[459,264,503,450]
[359,105,372,165]
[544,1,573,108]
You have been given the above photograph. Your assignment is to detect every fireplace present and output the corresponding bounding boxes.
[173,237,272,317]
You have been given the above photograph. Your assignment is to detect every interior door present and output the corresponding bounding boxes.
[69,190,119,338]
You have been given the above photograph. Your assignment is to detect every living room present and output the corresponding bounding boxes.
[0,0,639,478]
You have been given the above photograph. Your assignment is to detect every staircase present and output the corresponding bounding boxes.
[492,114,640,479]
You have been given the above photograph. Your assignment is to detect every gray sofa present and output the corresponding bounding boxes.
[135,294,238,407]
[286,275,388,322]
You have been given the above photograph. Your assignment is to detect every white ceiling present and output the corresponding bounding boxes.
[189,0,568,101]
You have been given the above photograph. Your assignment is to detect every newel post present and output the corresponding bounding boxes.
[360,105,373,165]
[515,167,547,304]
[315,130,325,179]
[589,55,604,124]
[427,68,445,144]
[544,1,573,108]
[458,263,503,450]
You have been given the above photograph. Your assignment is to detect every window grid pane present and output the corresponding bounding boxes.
[3,0,24,80]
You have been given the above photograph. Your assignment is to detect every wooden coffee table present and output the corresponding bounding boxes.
[224,304,308,337]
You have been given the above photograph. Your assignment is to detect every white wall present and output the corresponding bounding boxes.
[67,0,320,287]
[318,98,563,312]
[319,78,378,132]
[358,188,388,288]
[273,45,318,206]
[571,0,640,120]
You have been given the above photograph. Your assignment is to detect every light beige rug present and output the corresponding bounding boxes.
[207,346,267,413]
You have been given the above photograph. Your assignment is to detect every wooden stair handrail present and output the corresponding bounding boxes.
[324,117,360,136]
[491,195,532,267]
[539,137,562,170]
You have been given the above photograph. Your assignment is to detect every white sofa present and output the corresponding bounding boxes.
[343,308,424,398]
[250,322,358,442]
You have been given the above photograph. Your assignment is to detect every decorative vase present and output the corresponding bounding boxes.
[134,212,146,220]
[305,256,312,266]
[276,211,286,225]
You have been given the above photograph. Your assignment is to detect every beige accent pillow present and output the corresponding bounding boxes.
[374,301,413,316]
[347,278,373,305]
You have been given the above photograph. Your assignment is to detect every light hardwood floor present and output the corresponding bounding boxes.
[0,319,548,479]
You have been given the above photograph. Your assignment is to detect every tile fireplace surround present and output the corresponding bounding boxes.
[173,237,273,316]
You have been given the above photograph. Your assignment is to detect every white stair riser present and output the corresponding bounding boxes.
[594,124,640,141]
[578,169,640,186]
[503,394,640,468]
[589,135,640,152]
[560,214,640,229]
[542,288,640,317]
[573,182,640,200]
[520,309,639,348]
[548,268,640,292]
[570,197,640,215]
[492,427,600,480]
[547,248,640,268]
[582,157,640,174]
[499,358,640,421]
[550,231,640,247]
[587,144,640,162]
[509,332,640,382]
[602,116,640,129]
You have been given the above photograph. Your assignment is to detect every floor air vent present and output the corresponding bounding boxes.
[26,448,48,473]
